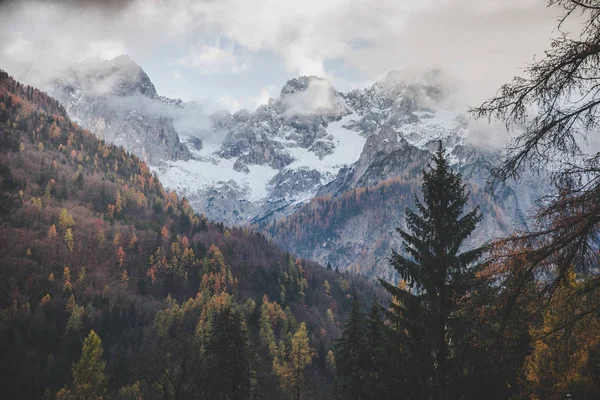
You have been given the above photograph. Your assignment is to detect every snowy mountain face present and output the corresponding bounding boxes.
[157,70,538,228]
[51,55,191,164]
[53,57,545,274]
[157,76,370,224]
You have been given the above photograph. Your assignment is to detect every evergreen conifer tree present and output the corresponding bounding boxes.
[380,142,484,400]
[363,300,387,400]
[334,292,367,400]
[205,306,251,399]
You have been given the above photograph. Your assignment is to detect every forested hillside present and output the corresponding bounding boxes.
[262,176,511,280]
[0,70,382,399]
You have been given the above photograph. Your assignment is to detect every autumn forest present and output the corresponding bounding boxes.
[3,1,600,400]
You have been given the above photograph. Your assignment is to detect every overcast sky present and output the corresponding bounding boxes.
[0,0,564,111]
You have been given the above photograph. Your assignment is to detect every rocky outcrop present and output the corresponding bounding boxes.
[52,55,191,164]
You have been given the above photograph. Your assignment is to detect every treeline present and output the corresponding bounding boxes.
[0,70,383,399]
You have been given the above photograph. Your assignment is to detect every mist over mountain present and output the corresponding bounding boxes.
[49,55,197,163]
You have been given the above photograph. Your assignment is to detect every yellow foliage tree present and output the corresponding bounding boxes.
[49,121,61,139]
[524,270,600,399]
[121,270,129,284]
[116,246,126,268]
[41,294,51,306]
[64,228,74,253]
[97,229,105,245]
[273,323,314,400]
[59,208,75,231]
[48,224,57,238]
[66,294,76,313]
[115,191,123,215]
[112,233,120,247]
[57,330,108,400]
[63,266,72,293]
[323,280,331,296]
[128,233,137,249]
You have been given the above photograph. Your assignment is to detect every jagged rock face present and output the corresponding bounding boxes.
[51,55,191,164]
[320,129,429,195]
[269,168,323,200]
[158,75,366,224]
[214,76,352,171]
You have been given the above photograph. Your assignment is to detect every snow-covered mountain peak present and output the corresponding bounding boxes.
[152,69,481,224]
[340,69,464,153]
[280,76,329,97]
[63,54,157,99]
[368,68,452,111]
[51,55,190,163]
[275,76,350,118]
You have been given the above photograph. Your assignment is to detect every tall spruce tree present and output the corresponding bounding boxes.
[334,292,367,400]
[380,142,484,400]
[363,300,387,400]
[205,306,251,399]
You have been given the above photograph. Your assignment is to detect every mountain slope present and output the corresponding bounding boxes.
[260,176,521,280]
[0,70,382,399]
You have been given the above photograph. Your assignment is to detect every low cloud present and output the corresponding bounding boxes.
[48,55,212,139]
[0,0,563,101]
[0,0,135,12]
[281,79,336,116]
[177,42,251,74]
[0,0,576,149]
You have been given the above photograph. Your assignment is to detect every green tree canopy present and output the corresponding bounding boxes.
[58,330,107,400]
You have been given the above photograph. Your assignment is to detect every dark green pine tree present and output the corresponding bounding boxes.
[379,142,484,400]
[363,300,387,400]
[205,306,252,399]
[457,258,536,400]
[334,291,367,400]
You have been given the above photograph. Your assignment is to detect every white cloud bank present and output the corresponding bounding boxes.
[0,0,570,108]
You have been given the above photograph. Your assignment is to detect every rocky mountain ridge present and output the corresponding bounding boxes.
[157,69,492,225]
